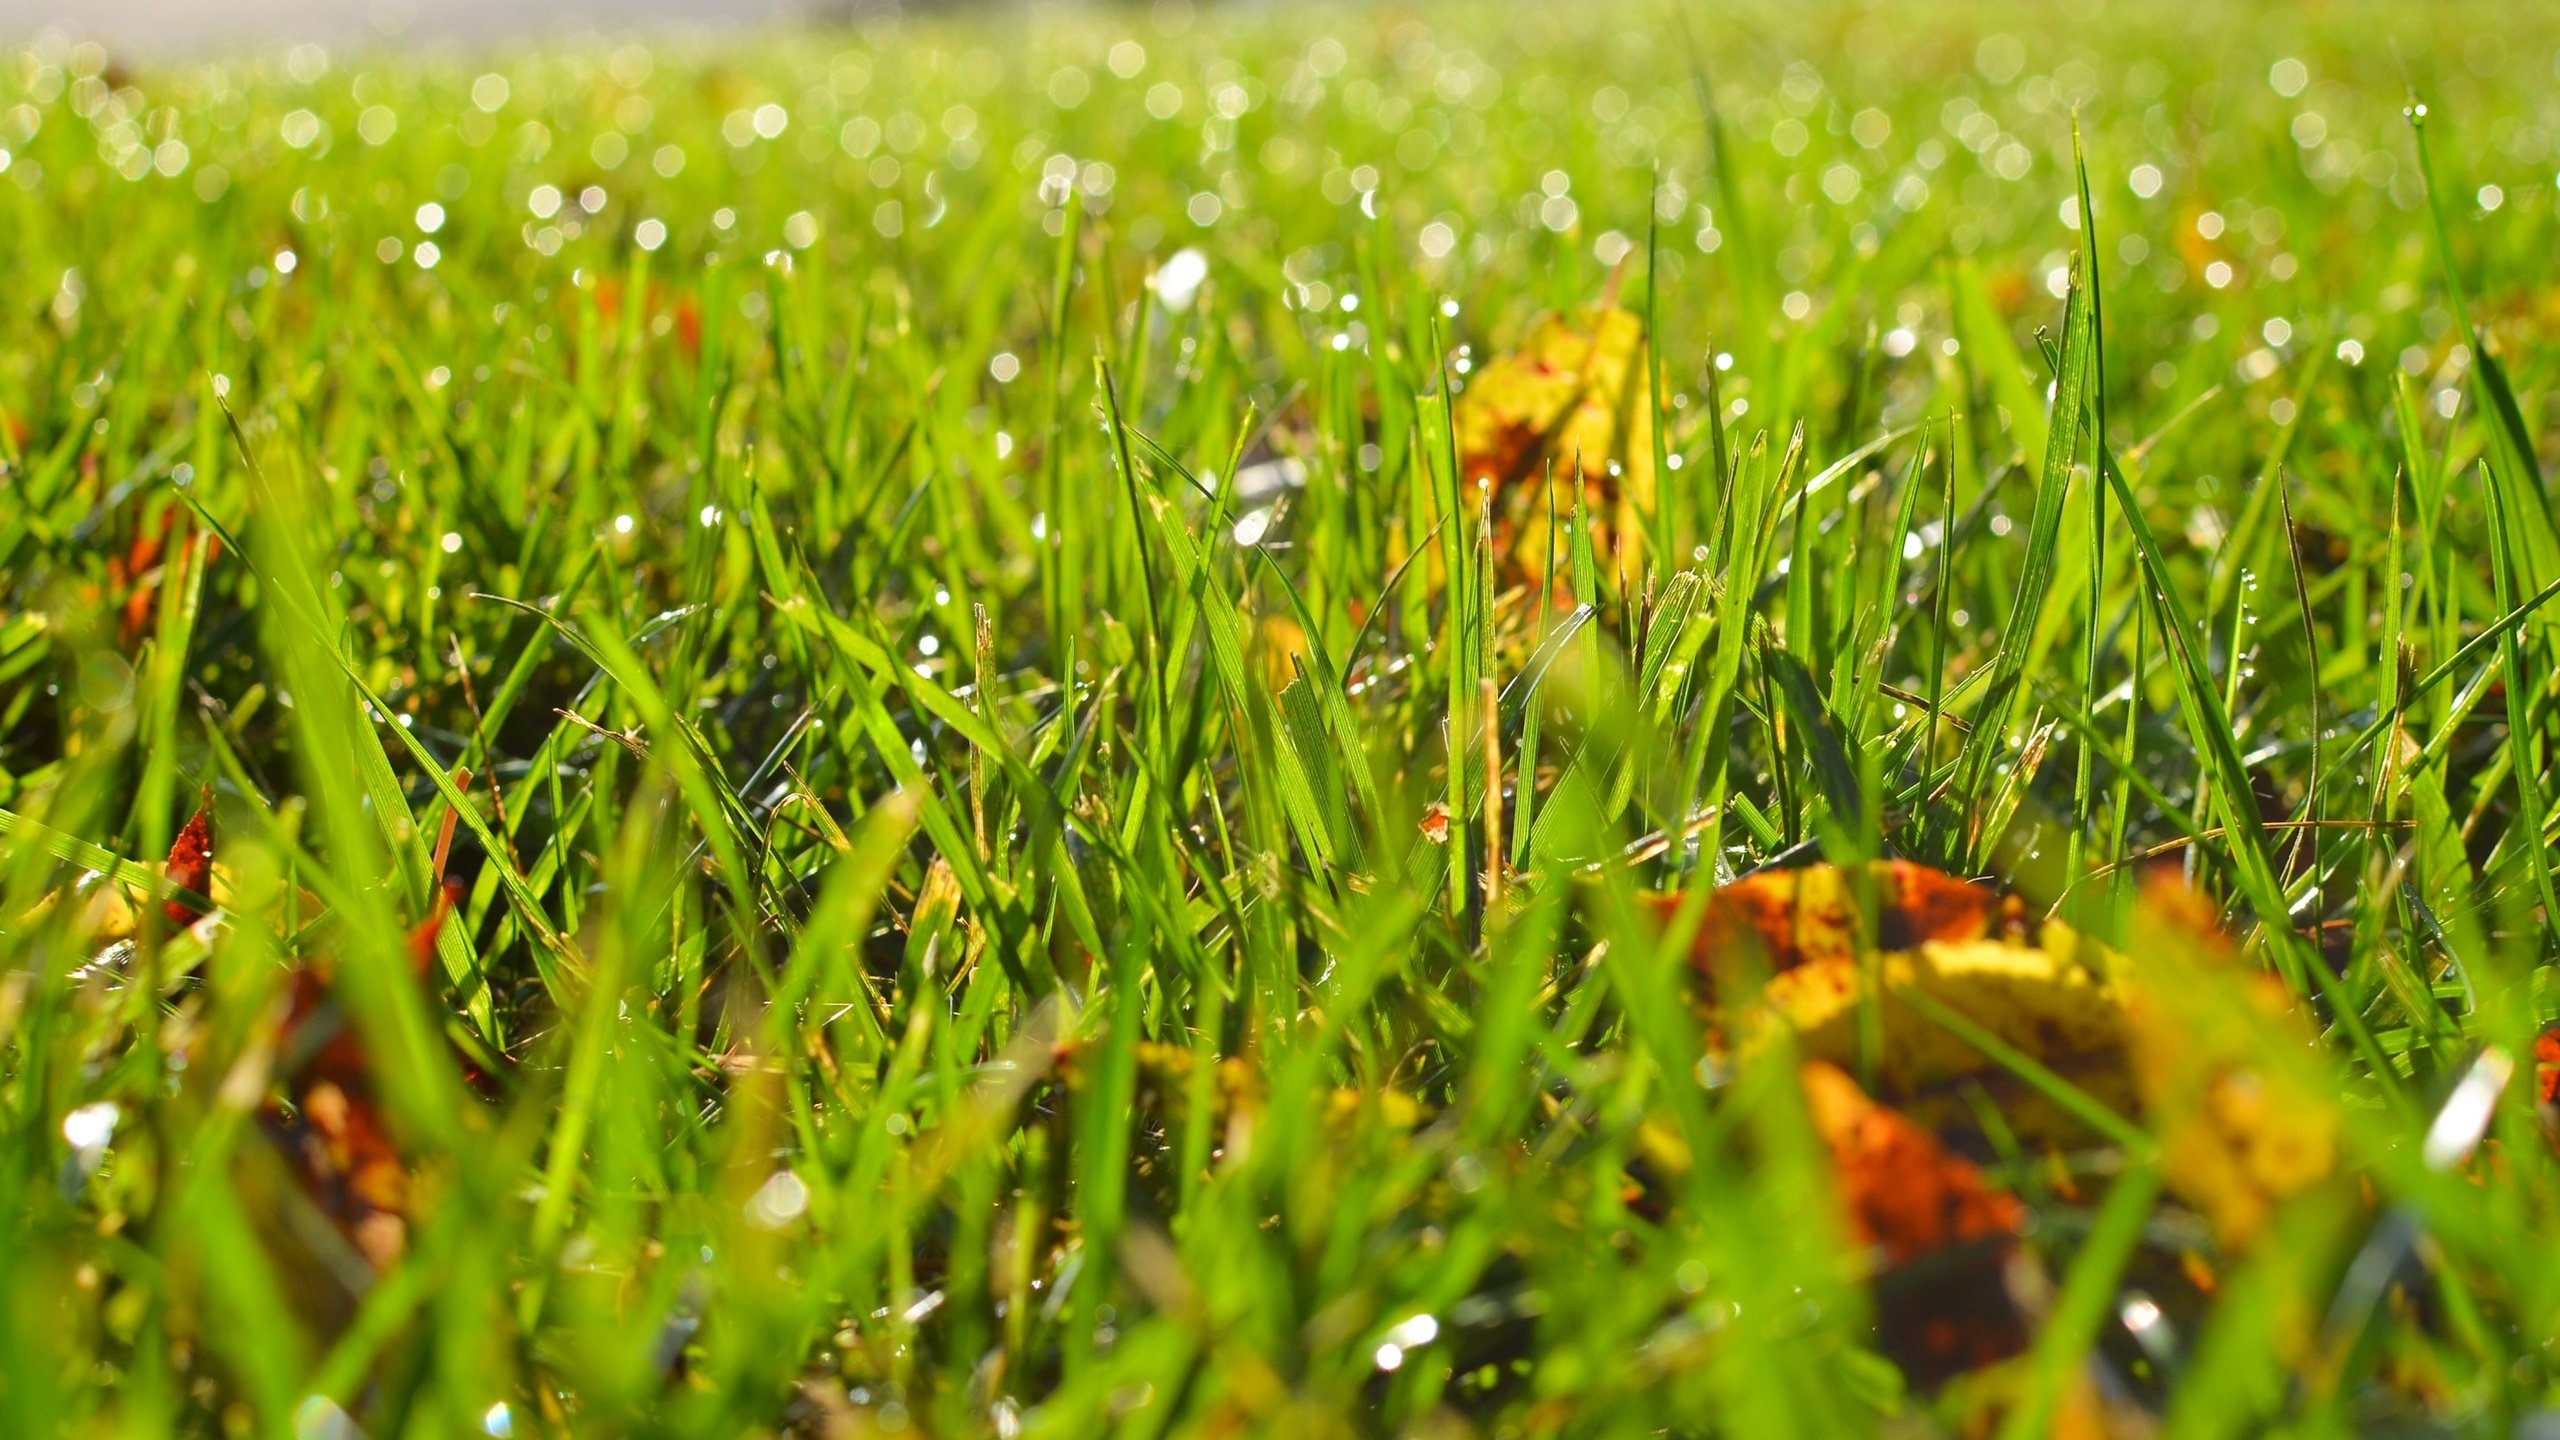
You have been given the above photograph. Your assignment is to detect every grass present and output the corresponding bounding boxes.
[3,0,2560,1433]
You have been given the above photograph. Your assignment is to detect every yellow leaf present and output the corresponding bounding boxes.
[1252,609,1309,693]
[1454,302,1656,573]
[1755,927,2127,1098]
[2121,877,2339,1250]
[1673,862,2138,1151]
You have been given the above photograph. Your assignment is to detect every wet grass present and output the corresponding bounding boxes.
[4,1,2560,1434]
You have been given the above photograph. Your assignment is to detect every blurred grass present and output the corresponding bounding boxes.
[4,0,2560,1434]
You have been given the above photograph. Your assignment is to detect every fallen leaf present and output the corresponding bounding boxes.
[18,792,232,946]
[1418,803,1451,845]
[1683,863,2335,1241]
[1759,928,2127,1099]
[263,889,463,1270]
[1802,1060,2031,1384]
[2121,874,2339,1250]
[162,789,216,927]
[1665,862,2127,1132]
[1454,284,1656,573]
[1803,1059,2024,1265]
[1253,610,1310,693]
[589,276,702,357]
[1658,859,2019,987]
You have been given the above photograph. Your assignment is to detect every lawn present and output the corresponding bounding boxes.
[4,1,2560,1434]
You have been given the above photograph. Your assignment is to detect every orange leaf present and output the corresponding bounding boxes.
[161,789,216,927]
[407,881,458,977]
[1802,1060,2031,1384]
[1659,859,2014,985]
[1803,1060,2024,1266]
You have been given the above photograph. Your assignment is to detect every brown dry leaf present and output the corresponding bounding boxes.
[262,889,463,1270]
[1801,1060,2031,1385]
[2121,874,2340,1250]
[1454,294,1656,574]
[234,780,485,1280]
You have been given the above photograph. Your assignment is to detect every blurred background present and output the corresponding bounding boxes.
[0,0,816,50]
